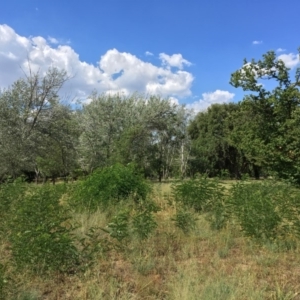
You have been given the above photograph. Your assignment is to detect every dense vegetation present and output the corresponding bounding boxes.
[0,48,300,298]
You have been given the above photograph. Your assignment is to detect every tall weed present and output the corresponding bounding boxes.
[132,202,159,239]
[172,176,225,212]
[9,184,80,274]
[228,181,300,242]
[172,176,227,230]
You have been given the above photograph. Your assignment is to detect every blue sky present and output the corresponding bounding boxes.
[0,0,299,111]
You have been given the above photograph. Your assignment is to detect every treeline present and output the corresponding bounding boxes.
[0,48,299,183]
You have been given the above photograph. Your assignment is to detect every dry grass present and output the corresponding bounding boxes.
[1,182,300,299]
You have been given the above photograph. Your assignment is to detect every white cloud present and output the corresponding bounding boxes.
[277,52,299,69]
[0,24,194,101]
[145,51,153,56]
[252,40,263,45]
[47,36,59,44]
[276,48,286,53]
[159,53,192,70]
[98,49,193,97]
[187,90,235,113]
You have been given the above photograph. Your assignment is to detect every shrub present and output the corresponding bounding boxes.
[9,184,80,274]
[74,163,151,211]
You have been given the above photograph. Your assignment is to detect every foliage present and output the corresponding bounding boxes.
[9,184,80,274]
[228,180,300,241]
[74,163,151,211]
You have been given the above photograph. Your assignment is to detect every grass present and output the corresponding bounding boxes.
[1,181,300,299]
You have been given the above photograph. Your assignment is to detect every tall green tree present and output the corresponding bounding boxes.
[230,48,300,182]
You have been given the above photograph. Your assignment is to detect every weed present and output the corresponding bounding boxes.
[172,176,225,213]
[106,210,130,243]
[9,184,80,274]
[228,181,300,242]
[172,209,197,234]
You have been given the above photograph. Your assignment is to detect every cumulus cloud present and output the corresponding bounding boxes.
[0,24,194,101]
[252,40,263,45]
[159,53,192,70]
[187,90,235,113]
[278,52,299,69]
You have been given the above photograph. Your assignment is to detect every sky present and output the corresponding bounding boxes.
[0,0,299,112]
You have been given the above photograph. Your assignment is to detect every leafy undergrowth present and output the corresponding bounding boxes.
[1,178,300,299]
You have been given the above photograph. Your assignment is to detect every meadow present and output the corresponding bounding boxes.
[1,168,300,300]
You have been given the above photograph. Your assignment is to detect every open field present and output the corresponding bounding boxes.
[1,180,300,299]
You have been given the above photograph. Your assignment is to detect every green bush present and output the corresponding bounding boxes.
[228,181,300,241]
[74,163,151,211]
[9,184,80,274]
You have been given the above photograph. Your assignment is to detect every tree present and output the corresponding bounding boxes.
[230,48,300,182]
[0,67,77,181]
